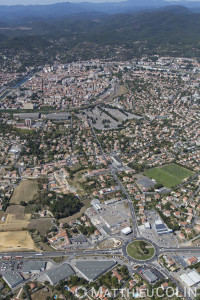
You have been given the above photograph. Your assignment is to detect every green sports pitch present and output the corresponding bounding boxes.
[144,163,194,188]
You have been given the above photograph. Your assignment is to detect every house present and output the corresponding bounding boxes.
[179,232,185,241]
[174,211,181,218]
[70,286,78,294]
[194,225,200,233]
[161,282,168,290]
[49,230,70,245]
[163,211,171,217]
[129,280,136,289]
[187,215,193,223]
[112,270,123,283]
[187,256,198,266]
[29,282,37,290]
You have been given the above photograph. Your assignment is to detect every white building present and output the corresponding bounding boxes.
[121,227,132,235]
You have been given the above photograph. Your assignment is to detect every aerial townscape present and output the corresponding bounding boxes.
[0,1,200,300]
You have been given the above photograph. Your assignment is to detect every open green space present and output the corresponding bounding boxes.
[127,240,155,260]
[144,163,194,188]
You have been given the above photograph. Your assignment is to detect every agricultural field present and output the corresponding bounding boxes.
[144,163,194,188]
[0,231,38,252]
[0,205,31,231]
[10,179,38,204]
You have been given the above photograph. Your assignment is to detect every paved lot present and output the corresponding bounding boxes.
[139,210,179,248]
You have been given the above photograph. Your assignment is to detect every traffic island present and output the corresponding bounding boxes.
[127,240,155,261]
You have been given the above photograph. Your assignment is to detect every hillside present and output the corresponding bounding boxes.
[0,5,199,71]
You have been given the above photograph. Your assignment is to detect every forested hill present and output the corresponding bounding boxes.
[0,5,199,72]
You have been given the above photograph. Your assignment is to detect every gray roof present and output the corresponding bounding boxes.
[137,177,155,189]
[22,260,46,273]
[3,273,23,288]
[75,260,116,281]
[13,113,40,119]
[44,112,71,120]
[72,235,87,243]
[101,225,111,234]
[46,263,75,285]
[143,270,158,283]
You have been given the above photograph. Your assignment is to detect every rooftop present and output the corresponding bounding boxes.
[46,263,75,285]
[75,260,116,281]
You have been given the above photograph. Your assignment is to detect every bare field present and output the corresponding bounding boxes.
[28,218,52,236]
[0,205,31,231]
[10,179,38,204]
[96,238,122,250]
[117,85,128,96]
[0,231,39,252]
[31,288,53,300]
[6,205,25,214]
[0,213,31,231]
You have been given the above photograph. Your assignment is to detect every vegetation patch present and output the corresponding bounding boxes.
[127,240,155,260]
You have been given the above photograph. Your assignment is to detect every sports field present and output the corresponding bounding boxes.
[144,163,193,188]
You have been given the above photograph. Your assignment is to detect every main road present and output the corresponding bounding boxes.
[88,119,199,300]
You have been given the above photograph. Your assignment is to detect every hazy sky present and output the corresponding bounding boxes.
[0,0,199,4]
[0,0,126,4]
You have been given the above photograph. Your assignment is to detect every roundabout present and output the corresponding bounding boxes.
[126,240,155,261]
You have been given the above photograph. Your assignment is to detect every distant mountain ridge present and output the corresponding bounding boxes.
[0,0,200,24]
[0,4,199,72]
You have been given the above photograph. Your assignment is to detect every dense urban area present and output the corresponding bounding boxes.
[0,55,199,300]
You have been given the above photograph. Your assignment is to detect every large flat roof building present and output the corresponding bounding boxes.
[3,273,24,289]
[143,270,158,284]
[45,263,75,285]
[44,112,71,120]
[75,260,116,281]
[22,260,47,274]
[154,219,173,235]
[180,270,200,287]
[100,212,126,228]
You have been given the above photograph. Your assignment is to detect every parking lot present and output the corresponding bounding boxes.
[139,210,179,248]
[0,259,22,273]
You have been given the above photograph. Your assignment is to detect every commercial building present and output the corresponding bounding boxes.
[104,198,121,205]
[13,113,40,119]
[180,270,200,287]
[154,219,173,235]
[100,212,126,229]
[75,260,116,281]
[136,177,155,191]
[112,155,122,166]
[44,112,71,120]
[144,222,151,229]
[45,263,75,285]
[142,270,158,284]
[22,261,47,274]
[3,273,24,289]
[9,146,20,155]
[121,226,132,235]
[100,225,111,235]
